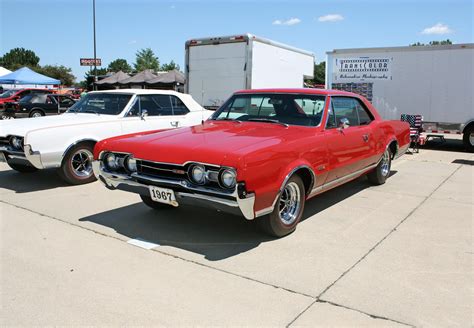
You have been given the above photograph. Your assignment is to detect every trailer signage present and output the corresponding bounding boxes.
[333,57,392,81]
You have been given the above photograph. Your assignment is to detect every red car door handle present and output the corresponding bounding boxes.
[362,134,369,142]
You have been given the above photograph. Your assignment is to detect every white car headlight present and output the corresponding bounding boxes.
[125,156,137,172]
[104,153,120,170]
[220,169,236,189]
[190,165,206,184]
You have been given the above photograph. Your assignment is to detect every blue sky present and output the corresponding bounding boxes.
[1,0,472,82]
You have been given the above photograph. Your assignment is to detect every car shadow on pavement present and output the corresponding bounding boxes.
[80,202,269,261]
[422,138,467,153]
[79,173,394,261]
[0,168,69,193]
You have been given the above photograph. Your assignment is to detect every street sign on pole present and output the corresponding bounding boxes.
[80,58,102,66]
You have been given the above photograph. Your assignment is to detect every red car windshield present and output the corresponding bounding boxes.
[212,93,327,127]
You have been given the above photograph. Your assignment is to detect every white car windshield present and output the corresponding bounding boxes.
[67,93,132,115]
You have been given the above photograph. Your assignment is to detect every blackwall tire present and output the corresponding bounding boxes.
[367,148,392,185]
[462,126,474,153]
[258,175,305,238]
[6,160,38,173]
[58,142,97,185]
[140,195,175,210]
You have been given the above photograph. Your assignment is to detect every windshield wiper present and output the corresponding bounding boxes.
[247,118,288,127]
[213,117,242,123]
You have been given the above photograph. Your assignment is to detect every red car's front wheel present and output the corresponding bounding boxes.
[258,175,305,237]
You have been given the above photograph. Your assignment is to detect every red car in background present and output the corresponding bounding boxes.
[0,88,52,118]
[0,88,52,104]
[94,89,410,237]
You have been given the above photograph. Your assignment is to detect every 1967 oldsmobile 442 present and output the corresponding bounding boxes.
[0,89,212,184]
[94,89,410,237]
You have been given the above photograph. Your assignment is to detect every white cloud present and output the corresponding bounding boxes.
[421,23,453,35]
[272,18,301,26]
[318,14,344,22]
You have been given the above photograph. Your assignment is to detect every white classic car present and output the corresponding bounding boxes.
[0,89,213,184]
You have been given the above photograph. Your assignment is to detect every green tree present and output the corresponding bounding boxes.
[83,68,108,90]
[161,60,180,71]
[1,47,40,70]
[312,61,325,85]
[34,65,76,86]
[107,58,132,73]
[134,48,159,72]
[410,39,453,46]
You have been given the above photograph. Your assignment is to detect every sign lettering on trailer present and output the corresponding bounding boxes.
[326,44,474,152]
[334,57,392,81]
[80,58,102,66]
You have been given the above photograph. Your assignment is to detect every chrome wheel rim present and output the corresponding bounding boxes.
[31,112,42,118]
[381,150,390,177]
[469,133,474,146]
[71,149,93,177]
[278,182,301,225]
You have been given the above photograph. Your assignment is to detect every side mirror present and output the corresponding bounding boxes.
[338,117,350,129]
[140,109,148,120]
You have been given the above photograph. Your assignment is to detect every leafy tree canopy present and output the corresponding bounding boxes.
[1,47,40,70]
[306,61,325,85]
[108,58,132,73]
[410,39,453,46]
[161,60,180,71]
[34,65,76,86]
[134,48,160,72]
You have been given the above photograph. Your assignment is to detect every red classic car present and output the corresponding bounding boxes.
[93,89,410,237]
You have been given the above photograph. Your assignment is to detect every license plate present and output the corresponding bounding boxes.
[149,186,178,207]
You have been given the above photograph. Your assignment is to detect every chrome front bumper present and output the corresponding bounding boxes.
[93,161,256,220]
[0,145,44,169]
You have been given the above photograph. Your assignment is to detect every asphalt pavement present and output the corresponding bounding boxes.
[1,138,472,326]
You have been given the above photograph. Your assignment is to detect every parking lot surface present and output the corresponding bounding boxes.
[1,139,473,326]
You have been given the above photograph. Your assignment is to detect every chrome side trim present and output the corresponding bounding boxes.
[255,206,273,217]
[385,138,398,159]
[256,165,316,219]
[24,144,44,169]
[309,162,378,198]
[394,143,409,159]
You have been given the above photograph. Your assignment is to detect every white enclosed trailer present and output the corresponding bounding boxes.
[185,34,314,109]
[326,44,474,151]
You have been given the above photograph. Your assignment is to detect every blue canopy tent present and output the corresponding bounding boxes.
[0,67,60,86]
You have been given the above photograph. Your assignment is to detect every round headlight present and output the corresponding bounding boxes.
[10,136,23,150]
[125,156,137,172]
[105,153,119,170]
[220,169,236,189]
[190,165,206,184]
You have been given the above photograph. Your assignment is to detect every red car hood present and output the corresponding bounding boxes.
[98,121,296,166]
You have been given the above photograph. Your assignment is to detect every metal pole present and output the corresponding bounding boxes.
[93,0,97,90]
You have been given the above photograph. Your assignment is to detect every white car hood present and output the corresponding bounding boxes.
[0,113,118,137]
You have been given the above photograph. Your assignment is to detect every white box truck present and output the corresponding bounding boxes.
[326,44,474,151]
[185,34,314,109]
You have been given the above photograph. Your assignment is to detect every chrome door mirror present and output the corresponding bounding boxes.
[338,117,350,129]
[140,109,148,120]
